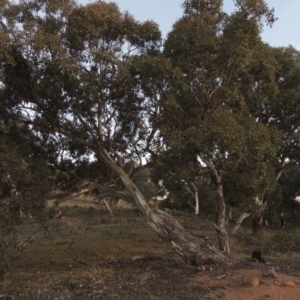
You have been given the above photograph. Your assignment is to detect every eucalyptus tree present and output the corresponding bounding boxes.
[234,44,300,232]
[160,0,280,251]
[0,0,233,265]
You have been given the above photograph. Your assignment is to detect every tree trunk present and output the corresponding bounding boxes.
[198,153,230,254]
[280,211,286,228]
[252,196,268,235]
[121,177,232,265]
[230,212,250,235]
[251,159,288,235]
[225,206,232,226]
[191,182,199,216]
[103,198,114,217]
[215,185,230,254]
[252,214,264,235]
[98,148,234,265]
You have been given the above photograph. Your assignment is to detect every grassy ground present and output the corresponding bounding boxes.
[1,204,300,299]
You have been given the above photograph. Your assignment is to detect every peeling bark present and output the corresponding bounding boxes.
[48,148,234,265]
[120,175,233,265]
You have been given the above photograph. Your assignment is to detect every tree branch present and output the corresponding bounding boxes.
[199,151,221,184]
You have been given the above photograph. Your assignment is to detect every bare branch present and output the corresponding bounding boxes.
[229,213,251,235]
[199,151,221,184]
[48,179,133,204]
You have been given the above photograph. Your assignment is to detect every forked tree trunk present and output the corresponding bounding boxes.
[251,159,288,235]
[198,153,230,254]
[100,149,233,265]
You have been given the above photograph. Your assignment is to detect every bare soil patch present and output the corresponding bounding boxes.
[191,266,300,300]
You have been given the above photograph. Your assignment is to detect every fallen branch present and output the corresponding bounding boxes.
[18,225,44,251]
[131,255,163,262]
[60,247,90,265]
[215,274,226,279]
[48,180,133,204]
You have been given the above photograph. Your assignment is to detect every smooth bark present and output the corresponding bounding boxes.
[199,153,230,254]
[230,212,251,235]
[99,148,233,265]
[103,198,114,217]
[191,182,199,216]
[215,184,230,254]
[121,177,232,265]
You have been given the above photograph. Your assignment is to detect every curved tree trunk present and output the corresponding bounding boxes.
[100,148,234,265]
[121,177,231,265]
[47,149,233,265]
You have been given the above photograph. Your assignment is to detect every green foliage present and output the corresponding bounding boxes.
[0,0,163,167]
[277,165,300,226]
[281,166,300,204]
[132,167,160,201]
[264,231,300,253]
[156,0,285,219]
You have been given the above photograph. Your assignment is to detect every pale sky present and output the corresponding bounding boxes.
[79,0,300,50]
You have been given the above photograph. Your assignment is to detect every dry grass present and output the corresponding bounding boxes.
[1,206,300,299]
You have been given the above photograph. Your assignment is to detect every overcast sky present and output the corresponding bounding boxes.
[79,0,300,50]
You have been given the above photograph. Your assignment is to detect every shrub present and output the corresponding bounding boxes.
[265,231,300,253]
